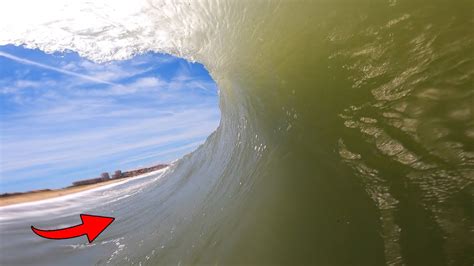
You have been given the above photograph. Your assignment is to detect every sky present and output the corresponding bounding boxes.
[0,45,220,193]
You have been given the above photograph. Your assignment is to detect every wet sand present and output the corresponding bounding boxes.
[0,179,125,207]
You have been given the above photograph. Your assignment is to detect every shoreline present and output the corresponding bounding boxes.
[0,179,124,207]
[0,166,169,207]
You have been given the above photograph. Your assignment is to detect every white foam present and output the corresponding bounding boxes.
[0,168,169,223]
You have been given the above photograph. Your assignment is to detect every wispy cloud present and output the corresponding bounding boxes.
[0,46,220,192]
[1,110,218,172]
[0,51,116,85]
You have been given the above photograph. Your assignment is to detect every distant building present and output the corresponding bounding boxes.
[112,170,123,179]
[72,177,105,186]
[121,164,167,178]
[72,172,110,187]
[71,164,168,187]
[101,172,110,180]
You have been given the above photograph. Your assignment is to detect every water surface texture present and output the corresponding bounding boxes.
[0,0,473,265]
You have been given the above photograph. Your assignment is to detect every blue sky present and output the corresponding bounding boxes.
[0,45,220,193]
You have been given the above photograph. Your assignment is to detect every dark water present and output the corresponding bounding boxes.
[0,0,473,265]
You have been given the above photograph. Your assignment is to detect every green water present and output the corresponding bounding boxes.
[192,1,473,264]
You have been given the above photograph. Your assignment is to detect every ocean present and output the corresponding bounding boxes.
[0,0,472,265]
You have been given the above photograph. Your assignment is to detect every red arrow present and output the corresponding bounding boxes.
[31,214,115,243]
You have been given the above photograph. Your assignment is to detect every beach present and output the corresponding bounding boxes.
[0,178,125,207]
[0,165,169,207]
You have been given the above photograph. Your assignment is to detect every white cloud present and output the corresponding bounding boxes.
[1,105,219,172]
[0,48,220,191]
[0,51,116,85]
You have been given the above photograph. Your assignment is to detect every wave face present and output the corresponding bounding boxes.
[0,0,473,265]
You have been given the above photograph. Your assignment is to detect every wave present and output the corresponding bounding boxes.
[0,0,472,265]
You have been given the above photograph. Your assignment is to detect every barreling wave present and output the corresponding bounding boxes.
[0,0,472,265]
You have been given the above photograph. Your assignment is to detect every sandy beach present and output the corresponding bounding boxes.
[0,178,126,207]
[0,164,169,207]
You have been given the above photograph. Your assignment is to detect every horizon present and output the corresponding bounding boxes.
[1,162,169,194]
[0,45,220,193]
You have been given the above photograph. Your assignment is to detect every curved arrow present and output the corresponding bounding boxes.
[31,214,115,243]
